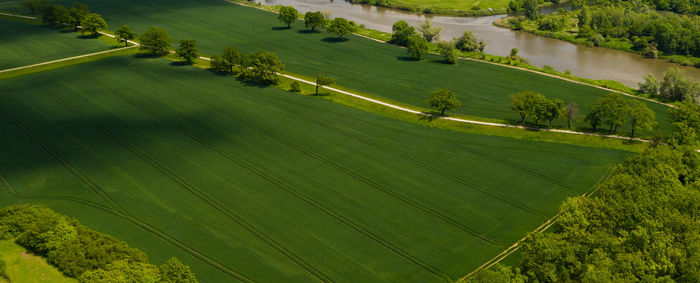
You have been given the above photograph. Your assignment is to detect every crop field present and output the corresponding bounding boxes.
[0,18,112,70]
[1,0,672,135]
[0,54,631,282]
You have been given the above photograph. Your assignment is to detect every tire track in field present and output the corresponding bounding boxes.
[249,94,547,219]
[139,73,502,246]
[447,141,583,193]
[38,83,333,283]
[85,73,454,281]
[0,102,254,282]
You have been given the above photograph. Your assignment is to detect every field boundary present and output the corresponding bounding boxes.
[0,46,137,74]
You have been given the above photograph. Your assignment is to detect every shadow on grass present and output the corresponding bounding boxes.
[396,56,418,61]
[321,37,348,43]
[169,61,193,67]
[272,26,291,31]
[76,34,100,39]
[297,29,318,34]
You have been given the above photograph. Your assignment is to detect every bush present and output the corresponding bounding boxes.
[0,259,7,280]
[290,81,301,92]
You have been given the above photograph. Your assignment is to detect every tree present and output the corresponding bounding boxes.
[327,18,356,40]
[41,5,69,26]
[427,88,461,116]
[114,25,137,46]
[80,13,107,37]
[602,93,630,134]
[668,101,700,138]
[406,35,428,60]
[670,122,697,146]
[438,41,458,64]
[315,75,335,95]
[418,19,442,42]
[523,0,540,20]
[565,103,579,129]
[22,0,49,14]
[584,101,605,132]
[538,98,565,128]
[577,5,590,27]
[67,3,89,30]
[160,258,198,283]
[304,11,326,32]
[176,39,198,65]
[510,91,545,126]
[628,101,657,138]
[390,20,418,46]
[223,46,248,73]
[278,6,298,28]
[139,27,172,56]
[510,48,519,59]
[660,68,700,103]
[79,260,161,283]
[478,40,487,53]
[244,51,285,85]
[638,73,659,96]
[454,31,480,52]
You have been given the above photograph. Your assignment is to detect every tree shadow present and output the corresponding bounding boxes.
[297,29,317,34]
[396,56,417,61]
[76,34,100,39]
[271,26,290,31]
[169,61,191,67]
[321,37,348,43]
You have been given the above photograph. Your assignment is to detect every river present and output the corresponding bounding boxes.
[261,0,699,88]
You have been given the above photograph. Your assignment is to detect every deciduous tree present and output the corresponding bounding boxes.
[565,103,579,129]
[304,11,326,32]
[628,101,657,138]
[327,18,356,40]
[139,27,172,56]
[315,74,335,95]
[176,39,198,65]
[418,19,442,42]
[427,88,461,116]
[278,6,298,28]
[438,41,458,64]
[115,25,137,46]
[243,51,285,85]
[454,31,480,52]
[160,258,198,283]
[406,35,428,60]
[510,91,545,126]
[389,20,418,46]
[81,13,107,37]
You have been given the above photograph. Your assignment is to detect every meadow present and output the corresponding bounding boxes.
[0,18,112,70]
[0,55,630,282]
[1,0,673,136]
[0,241,75,283]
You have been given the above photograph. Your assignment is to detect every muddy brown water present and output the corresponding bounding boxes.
[262,0,699,88]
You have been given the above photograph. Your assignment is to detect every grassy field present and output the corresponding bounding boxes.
[349,0,509,15]
[0,55,631,282]
[0,241,76,283]
[2,0,672,137]
[0,18,113,70]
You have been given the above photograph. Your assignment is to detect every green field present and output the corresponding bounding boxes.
[0,241,76,283]
[0,18,112,70]
[0,54,631,282]
[2,0,672,136]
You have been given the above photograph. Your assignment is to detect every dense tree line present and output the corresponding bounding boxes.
[468,139,700,282]
[509,91,572,128]
[211,46,285,85]
[524,4,700,58]
[30,2,107,37]
[0,205,197,283]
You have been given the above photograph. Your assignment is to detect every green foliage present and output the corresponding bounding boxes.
[584,99,605,131]
[638,73,659,96]
[509,91,545,126]
[79,260,160,283]
[327,17,357,39]
[67,3,90,31]
[159,258,197,283]
[536,98,565,128]
[418,19,442,42]
[289,80,302,92]
[537,14,566,31]
[438,41,458,64]
[277,6,298,28]
[427,88,461,115]
[628,101,657,137]
[80,13,107,37]
[406,35,428,60]
[315,74,335,95]
[242,51,285,85]
[176,39,199,65]
[600,93,630,134]
[669,101,700,145]
[477,145,700,282]
[139,27,172,56]
[212,46,248,74]
[304,11,326,32]
[22,0,49,14]
[454,31,480,52]
[389,20,418,46]
[659,68,700,103]
[0,259,7,281]
[115,25,137,46]
[565,103,579,129]
[523,0,539,20]
[0,205,197,282]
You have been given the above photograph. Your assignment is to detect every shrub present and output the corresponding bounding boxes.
[290,81,302,92]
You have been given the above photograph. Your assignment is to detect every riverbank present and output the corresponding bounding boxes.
[345,0,506,17]
[232,0,668,101]
[493,16,700,69]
